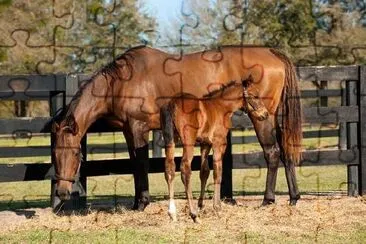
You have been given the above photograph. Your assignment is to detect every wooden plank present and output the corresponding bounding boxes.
[232,149,359,169]
[301,89,341,98]
[0,146,51,158]
[359,66,366,195]
[0,148,358,183]
[231,129,339,145]
[0,117,51,134]
[297,66,359,81]
[0,74,66,100]
[0,127,339,159]
[303,106,359,123]
[0,164,53,182]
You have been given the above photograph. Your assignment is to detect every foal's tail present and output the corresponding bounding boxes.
[270,49,303,164]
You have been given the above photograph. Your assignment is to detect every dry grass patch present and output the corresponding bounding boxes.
[0,195,365,243]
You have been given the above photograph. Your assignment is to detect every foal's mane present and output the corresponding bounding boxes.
[202,80,238,98]
[62,45,145,121]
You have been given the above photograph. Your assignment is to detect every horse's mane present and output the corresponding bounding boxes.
[202,80,238,98]
[63,45,145,121]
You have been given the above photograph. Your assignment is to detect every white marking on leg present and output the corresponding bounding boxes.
[168,199,177,221]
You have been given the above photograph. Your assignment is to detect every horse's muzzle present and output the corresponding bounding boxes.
[56,188,71,201]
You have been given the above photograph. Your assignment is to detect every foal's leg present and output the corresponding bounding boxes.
[164,142,177,220]
[251,115,281,205]
[180,145,197,222]
[198,143,211,209]
[212,139,227,211]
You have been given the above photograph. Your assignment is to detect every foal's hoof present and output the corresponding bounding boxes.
[168,212,177,222]
[213,203,222,212]
[261,198,275,206]
[190,212,200,223]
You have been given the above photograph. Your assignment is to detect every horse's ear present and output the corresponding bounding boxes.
[52,122,60,133]
[64,115,79,135]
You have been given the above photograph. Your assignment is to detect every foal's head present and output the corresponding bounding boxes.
[52,114,81,200]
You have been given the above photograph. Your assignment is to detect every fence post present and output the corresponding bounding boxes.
[50,90,65,211]
[221,131,233,200]
[346,81,359,196]
[319,80,328,107]
[339,84,347,150]
[152,130,163,158]
[359,66,366,195]
[51,74,87,212]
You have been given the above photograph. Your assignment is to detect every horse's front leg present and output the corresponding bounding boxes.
[127,120,151,211]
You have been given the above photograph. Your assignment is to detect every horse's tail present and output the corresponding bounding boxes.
[160,103,175,146]
[270,49,303,164]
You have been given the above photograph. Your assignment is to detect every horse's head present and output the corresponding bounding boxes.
[52,114,81,201]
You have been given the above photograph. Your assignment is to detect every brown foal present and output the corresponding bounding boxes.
[161,78,268,222]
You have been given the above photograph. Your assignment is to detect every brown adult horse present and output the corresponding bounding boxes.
[52,45,302,211]
[160,77,268,222]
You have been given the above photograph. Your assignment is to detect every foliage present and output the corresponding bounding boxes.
[166,0,366,66]
[0,0,156,75]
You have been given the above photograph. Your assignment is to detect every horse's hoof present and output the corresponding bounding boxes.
[289,195,300,206]
[261,198,275,206]
[222,198,237,206]
[190,212,200,223]
[133,200,150,211]
[169,212,177,222]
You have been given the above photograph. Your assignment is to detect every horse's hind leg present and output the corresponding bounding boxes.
[277,126,300,205]
[198,143,211,209]
[251,115,280,206]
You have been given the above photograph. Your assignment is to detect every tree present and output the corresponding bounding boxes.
[0,0,156,117]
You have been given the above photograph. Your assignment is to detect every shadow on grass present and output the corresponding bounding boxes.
[0,190,346,214]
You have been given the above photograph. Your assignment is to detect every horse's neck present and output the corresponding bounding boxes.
[72,75,111,137]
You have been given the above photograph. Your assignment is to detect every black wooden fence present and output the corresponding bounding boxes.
[0,66,365,210]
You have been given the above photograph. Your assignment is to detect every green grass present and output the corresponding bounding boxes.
[0,228,172,244]
[1,226,364,244]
